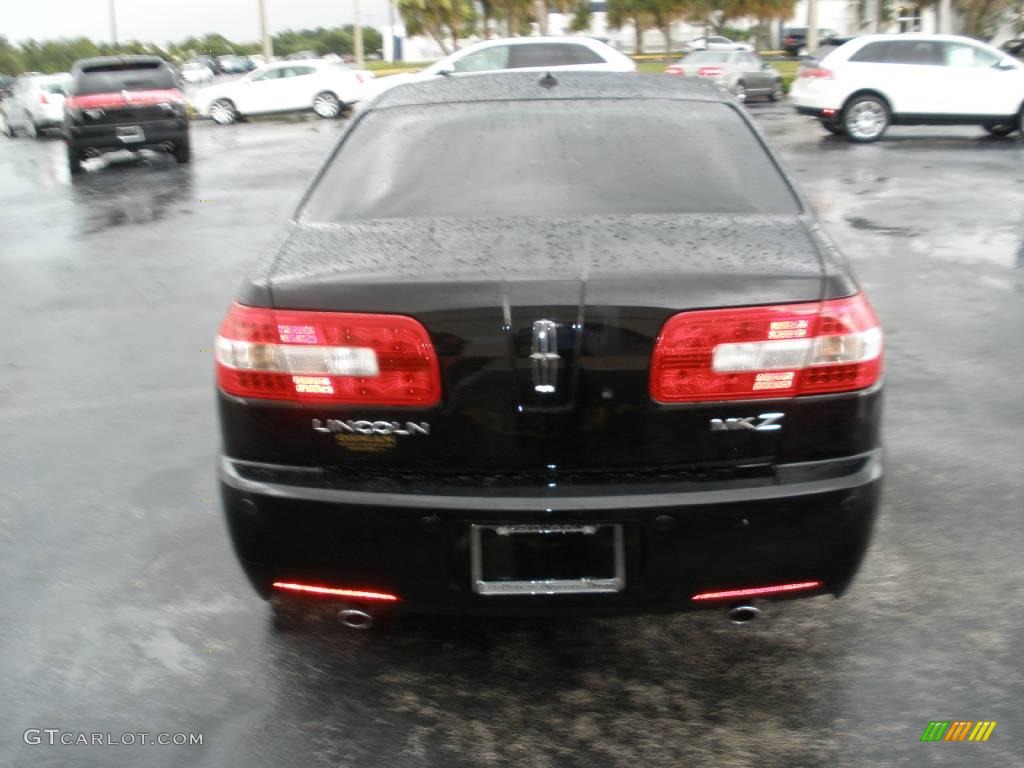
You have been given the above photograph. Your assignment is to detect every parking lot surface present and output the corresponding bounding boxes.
[1,105,1022,768]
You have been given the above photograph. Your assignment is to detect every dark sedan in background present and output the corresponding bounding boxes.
[215,73,883,630]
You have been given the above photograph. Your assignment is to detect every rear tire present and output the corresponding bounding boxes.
[842,95,890,143]
[313,91,342,119]
[25,118,38,139]
[733,82,747,104]
[821,119,845,135]
[770,81,784,102]
[67,147,83,175]
[2,117,15,138]
[210,99,237,125]
[173,140,191,164]
[982,121,1016,137]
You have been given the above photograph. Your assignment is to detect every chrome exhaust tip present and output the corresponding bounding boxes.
[338,608,374,630]
[728,604,760,624]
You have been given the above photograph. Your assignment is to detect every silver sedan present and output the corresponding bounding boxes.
[665,51,783,103]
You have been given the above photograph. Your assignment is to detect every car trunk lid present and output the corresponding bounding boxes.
[227,214,839,475]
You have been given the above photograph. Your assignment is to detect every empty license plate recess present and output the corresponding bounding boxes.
[471,523,625,595]
[116,125,144,143]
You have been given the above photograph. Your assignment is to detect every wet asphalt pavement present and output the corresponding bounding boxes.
[1,104,1022,768]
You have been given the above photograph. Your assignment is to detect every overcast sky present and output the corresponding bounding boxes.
[5,0,396,45]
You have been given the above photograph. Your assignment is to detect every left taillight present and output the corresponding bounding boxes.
[650,293,883,403]
[215,303,442,406]
[698,66,725,78]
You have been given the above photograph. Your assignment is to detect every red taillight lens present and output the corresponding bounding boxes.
[799,67,834,80]
[697,66,724,77]
[785,37,795,45]
[39,92,49,104]
[650,294,882,403]
[215,303,441,406]
[665,66,685,76]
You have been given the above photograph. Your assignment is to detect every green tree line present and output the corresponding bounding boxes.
[0,26,384,76]
[398,0,1022,54]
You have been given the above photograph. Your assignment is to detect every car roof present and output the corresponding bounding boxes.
[19,72,70,82]
[370,71,729,110]
[462,36,607,49]
[843,33,990,44]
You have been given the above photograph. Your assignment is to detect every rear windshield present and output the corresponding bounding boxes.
[74,63,176,94]
[683,52,732,64]
[301,99,799,221]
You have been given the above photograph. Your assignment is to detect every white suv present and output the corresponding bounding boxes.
[363,37,636,101]
[790,34,1024,142]
[2,73,72,138]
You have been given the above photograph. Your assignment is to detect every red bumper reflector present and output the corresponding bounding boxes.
[691,580,824,601]
[271,582,399,602]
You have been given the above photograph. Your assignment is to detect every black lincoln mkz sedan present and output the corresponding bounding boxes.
[216,73,883,628]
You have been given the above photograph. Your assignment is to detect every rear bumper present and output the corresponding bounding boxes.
[220,449,883,617]
[65,118,189,151]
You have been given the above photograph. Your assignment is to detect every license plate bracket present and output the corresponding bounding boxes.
[116,125,145,143]
[470,523,625,596]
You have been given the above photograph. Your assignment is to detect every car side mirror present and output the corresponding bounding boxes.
[761,63,772,70]
[995,58,1017,70]
[438,65,455,77]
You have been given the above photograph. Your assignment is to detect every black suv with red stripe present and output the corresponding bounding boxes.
[63,56,190,175]
[216,73,884,626]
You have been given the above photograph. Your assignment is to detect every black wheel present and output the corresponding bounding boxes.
[67,147,83,175]
[733,81,747,104]
[982,121,1016,137]
[173,140,191,164]
[209,99,237,125]
[842,95,890,143]
[24,118,39,139]
[313,91,342,119]
[820,119,845,135]
[769,80,784,102]
[3,114,16,137]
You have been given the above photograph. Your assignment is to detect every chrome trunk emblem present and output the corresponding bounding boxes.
[530,319,559,394]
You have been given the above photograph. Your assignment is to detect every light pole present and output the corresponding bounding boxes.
[806,0,818,55]
[938,0,953,33]
[354,0,365,67]
[109,0,118,45]
[259,0,273,60]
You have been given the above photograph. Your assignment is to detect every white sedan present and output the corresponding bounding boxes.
[192,60,372,124]
[363,36,636,102]
[180,62,214,84]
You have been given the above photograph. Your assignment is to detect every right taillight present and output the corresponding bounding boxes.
[799,67,834,80]
[650,294,882,403]
[215,303,441,406]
